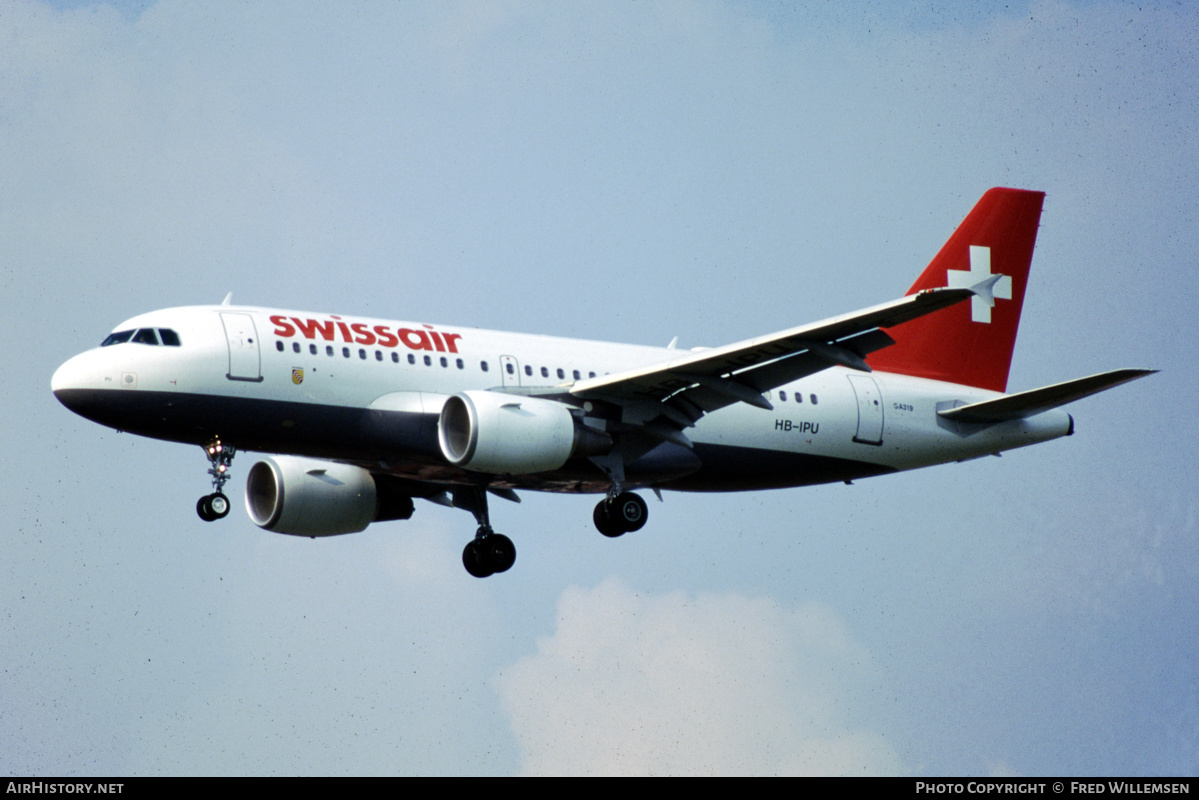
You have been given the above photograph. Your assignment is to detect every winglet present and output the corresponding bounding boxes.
[969,273,1005,309]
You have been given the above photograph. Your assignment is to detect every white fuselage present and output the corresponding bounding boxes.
[52,304,1074,495]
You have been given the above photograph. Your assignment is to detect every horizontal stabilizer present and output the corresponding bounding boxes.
[937,369,1156,423]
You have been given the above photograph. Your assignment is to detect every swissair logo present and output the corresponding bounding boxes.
[946,245,1011,324]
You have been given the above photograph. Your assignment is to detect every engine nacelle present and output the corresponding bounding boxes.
[245,456,413,537]
[438,390,610,474]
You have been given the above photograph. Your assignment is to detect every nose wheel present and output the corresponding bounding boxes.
[197,438,235,522]
[197,492,230,521]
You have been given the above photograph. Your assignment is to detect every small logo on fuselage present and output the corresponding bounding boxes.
[292,368,304,385]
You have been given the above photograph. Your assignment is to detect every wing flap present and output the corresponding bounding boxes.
[937,369,1156,423]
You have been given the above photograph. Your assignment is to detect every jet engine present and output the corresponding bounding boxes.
[245,456,414,537]
[438,390,611,474]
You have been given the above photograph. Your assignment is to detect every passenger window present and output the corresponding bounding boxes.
[101,330,134,347]
[310,344,318,355]
[292,342,301,353]
[275,341,284,352]
[391,352,399,363]
[506,363,514,375]
[132,329,159,345]
[375,350,383,361]
[589,371,597,378]
[779,390,787,401]
[343,347,350,358]
[327,346,334,357]
[525,365,533,377]
[456,358,464,369]
[557,368,565,379]
[158,329,181,346]
[359,349,367,360]
[796,392,802,404]
[408,354,416,365]
[482,361,490,372]
[440,356,448,367]
[810,394,818,405]
[573,370,581,380]
[541,367,549,378]
[424,355,432,366]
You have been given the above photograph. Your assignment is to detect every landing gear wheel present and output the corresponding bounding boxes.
[463,539,494,578]
[594,492,648,537]
[197,495,215,522]
[208,492,230,519]
[462,533,517,578]
[594,500,624,537]
[612,492,647,533]
[197,492,231,522]
[486,534,516,574]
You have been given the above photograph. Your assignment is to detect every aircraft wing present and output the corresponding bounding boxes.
[570,287,973,437]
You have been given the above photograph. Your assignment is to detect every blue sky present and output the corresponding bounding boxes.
[3,0,1196,776]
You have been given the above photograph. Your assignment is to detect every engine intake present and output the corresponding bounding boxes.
[438,391,610,474]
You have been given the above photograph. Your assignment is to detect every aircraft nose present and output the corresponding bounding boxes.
[52,352,87,394]
[51,352,106,418]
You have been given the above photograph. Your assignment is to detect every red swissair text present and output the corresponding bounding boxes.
[270,315,463,354]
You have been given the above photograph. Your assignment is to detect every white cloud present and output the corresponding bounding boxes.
[495,578,902,775]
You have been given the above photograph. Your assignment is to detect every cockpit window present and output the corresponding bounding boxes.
[100,328,182,347]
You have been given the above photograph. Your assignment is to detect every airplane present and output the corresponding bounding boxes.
[51,188,1154,578]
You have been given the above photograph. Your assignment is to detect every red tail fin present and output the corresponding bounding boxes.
[866,187,1045,392]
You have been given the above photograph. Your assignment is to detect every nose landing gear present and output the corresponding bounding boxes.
[197,438,235,521]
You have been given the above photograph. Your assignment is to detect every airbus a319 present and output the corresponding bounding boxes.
[52,188,1153,577]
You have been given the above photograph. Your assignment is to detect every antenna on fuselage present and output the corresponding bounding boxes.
[221,292,233,306]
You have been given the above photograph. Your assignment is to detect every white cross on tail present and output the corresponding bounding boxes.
[946,245,1011,323]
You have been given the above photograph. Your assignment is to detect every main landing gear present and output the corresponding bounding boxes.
[593,491,648,538]
[197,437,235,522]
[456,487,516,579]
[463,533,516,579]
[457,486,649,577]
